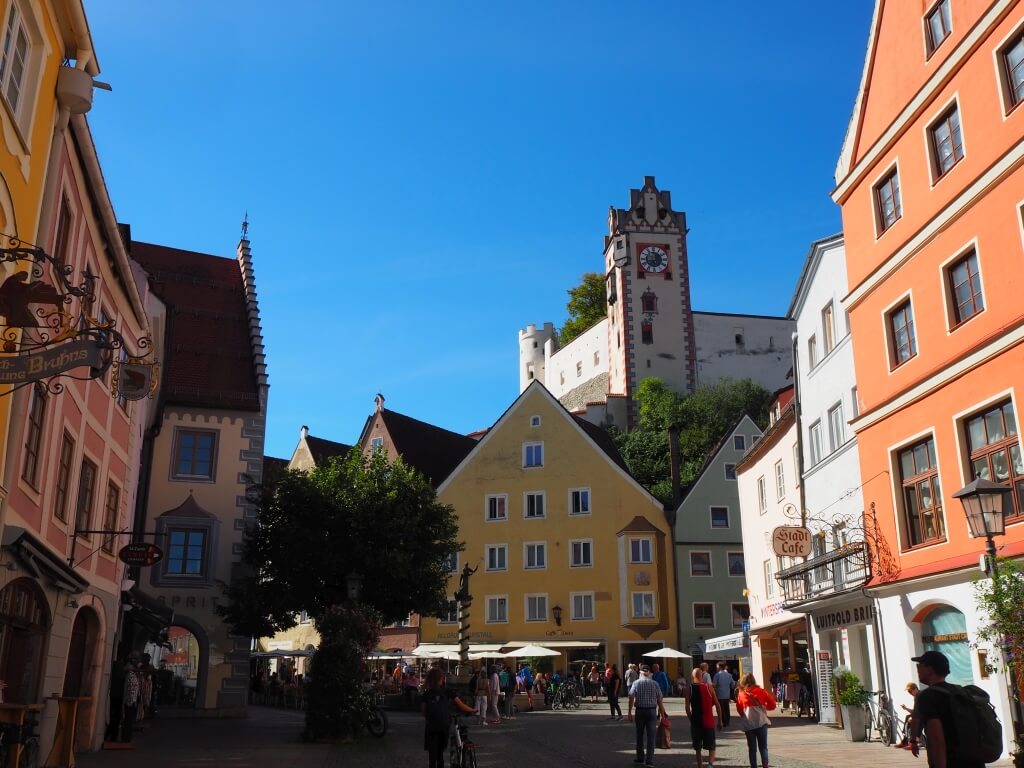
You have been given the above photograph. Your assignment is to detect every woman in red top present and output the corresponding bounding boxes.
[735,673,776,768]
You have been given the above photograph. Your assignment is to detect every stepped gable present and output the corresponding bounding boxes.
[379,409,477,486]
[131,240,260,411]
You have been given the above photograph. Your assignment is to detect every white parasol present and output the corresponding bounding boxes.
[641,647,692,659]
[503,644,560,657]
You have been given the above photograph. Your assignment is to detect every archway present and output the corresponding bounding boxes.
[920,605,972,685]
[62,607,102,748]
[0,578,50,703]
[145,622,205,709]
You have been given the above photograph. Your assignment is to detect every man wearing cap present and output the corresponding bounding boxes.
[627,664,668,767]
[910,649,983,768]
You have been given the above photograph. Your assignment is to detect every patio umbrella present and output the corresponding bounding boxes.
[503,644,560,657]
[641,647,692,659]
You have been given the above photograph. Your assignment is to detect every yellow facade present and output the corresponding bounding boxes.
[424,383,678,673]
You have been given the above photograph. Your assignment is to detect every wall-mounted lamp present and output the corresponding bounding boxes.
[552,604,562,626]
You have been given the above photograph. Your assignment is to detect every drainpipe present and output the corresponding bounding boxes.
[862,503,892,698]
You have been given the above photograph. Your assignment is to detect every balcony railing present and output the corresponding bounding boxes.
[775,541,869,608]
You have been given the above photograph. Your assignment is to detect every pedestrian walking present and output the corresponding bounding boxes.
[651,663,670,697]
[712,662,736,727]
[910,649,990,768]
[486,665,501,724]
[608,663,622,720]
[588,663,601,703]
[686,667,723,768]
[470,668,487,725]
[736,672,776,768]
[625,663,638,690]
[627,664,667,767]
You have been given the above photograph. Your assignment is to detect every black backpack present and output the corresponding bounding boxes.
[934,683,1003,763]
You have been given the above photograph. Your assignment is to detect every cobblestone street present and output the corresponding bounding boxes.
[74,700,1016,768]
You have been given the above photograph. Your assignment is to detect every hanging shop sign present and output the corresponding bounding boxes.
[118,542,164,567]
[772,526,813,557]
[112,357,160,401]
[0,339,105,384]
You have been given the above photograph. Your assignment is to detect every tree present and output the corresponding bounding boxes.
[218,449,462,634]
[559,272,607,345]
[974,558,1024,722]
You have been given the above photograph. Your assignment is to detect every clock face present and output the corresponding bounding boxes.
[639,246,668,273]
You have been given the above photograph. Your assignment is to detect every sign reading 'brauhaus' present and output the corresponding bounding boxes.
[0,339,105,384]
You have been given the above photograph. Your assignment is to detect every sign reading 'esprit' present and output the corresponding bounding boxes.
[772,526,812,557]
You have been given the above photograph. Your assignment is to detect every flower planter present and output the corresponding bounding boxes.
[841,704,866,742]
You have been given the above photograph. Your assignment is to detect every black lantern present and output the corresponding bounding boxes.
[552,605,562,626]
[954,477,1009,540]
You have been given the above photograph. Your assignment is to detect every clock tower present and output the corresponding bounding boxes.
[604,176,696,423]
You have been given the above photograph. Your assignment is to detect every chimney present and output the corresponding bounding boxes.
[300,425,309,440]
[374,393,385,412]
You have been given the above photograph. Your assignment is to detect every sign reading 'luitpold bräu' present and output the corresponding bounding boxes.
[0,339,105,384]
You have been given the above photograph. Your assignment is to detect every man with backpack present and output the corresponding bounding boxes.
[910,649,1002,767]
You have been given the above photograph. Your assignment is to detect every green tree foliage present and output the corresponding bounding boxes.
[559,272,607,346]
[218,449,462,635]
[612,377,772,505]
[974,558,1024,701]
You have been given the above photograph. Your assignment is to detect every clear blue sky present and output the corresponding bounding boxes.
[85,1,874,459]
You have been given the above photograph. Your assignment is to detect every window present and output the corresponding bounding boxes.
[828,402,845,451]
[21,385,45,487]
[632,592,655,619]
[874,168,903,232]
[438,600,458,624]
[485,494,507,521]
[898,437,945,547]
[443,551,459,573]
[570,539,593,567]
[524,542,546,569]
[486,544,507,571]
[732,603,751,629]
[166,528,206,576]
[727,552,745,577]
[53,195,72,265]
[53,432,75,523]
[641,321,653,345]
[525,491,545,519]
[888,299,917,366]
[101,482,120,554]
[370,436,384,451]
[690,551,711,577]
[74,458,97,538]
[809,421,824,465]
[757,476,767,514]
[576,361,582,377]
[930,105,963,177]
[630,538,652,563]
[710,506,729,529]
[693,603,714,628]
[1001,27,1024,109]
[523,442,543,468]
[530,415,541,427]
[486,596,508,623]
[947,250,984,325]
[733,435,745,451]
[570,488,591,515]
[965,401,1022,518]
[774,461,785,500]
[641,291,658,313]
[571,592,594,621]
[807,335,818,368]
[724,463,737,481]
[822,302,836,355]
[764,559,774,597]
[593,349,600,366]
[0,2,30,118]
[172,429,217,480]
[525,594,547,622]
[925,0,952,55]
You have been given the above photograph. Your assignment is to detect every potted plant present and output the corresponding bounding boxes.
[834,668,869,741]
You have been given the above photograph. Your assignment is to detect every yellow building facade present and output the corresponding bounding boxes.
[423,382,679,672]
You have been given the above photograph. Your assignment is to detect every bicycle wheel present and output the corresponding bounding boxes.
[366,707,388,737]
[449,737,460,768]
[552,694,561,710]
[862,704,872,742]
[877,713,892,746]
[463,743,478,768]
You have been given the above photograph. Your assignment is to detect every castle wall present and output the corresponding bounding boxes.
[692,312,794,393]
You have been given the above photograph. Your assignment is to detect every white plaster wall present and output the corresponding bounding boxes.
[543,319,609,400]
[693,313,794,392]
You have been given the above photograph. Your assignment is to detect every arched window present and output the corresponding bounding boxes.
[0,578,50,703]
[920,605,971,686]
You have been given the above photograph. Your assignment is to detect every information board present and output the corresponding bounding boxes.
[816,650,836,724]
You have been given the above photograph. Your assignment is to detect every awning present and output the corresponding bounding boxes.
[3,525,89,594]
[252,649,315,658]
[412,644,505,655]
[123,586,174,637]
[503,640,601,648]
[702,631,750,657]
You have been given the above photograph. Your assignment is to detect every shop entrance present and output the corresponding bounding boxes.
[147,625,200,707]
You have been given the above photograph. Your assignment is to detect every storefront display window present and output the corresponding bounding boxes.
[0,578,49,703]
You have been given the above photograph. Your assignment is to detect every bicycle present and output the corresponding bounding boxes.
[449,715,478,768]
[365,704,388,737]
[0,716,41,768]
[861,690,895,745]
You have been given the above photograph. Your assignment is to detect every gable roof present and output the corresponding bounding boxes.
[130,240,260,411]
[305,435,352,465]
[359,408,477,487]
[834,0,882,185]
[677,414,761,509]
[786,233,845,319]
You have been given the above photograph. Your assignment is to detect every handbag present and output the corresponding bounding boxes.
[743,703,771,730]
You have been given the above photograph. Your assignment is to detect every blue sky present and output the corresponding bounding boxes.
[85,1,874,458]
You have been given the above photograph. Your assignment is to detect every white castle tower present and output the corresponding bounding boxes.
[518,322,557,391]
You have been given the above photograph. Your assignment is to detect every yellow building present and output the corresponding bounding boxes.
[421,382,678,673]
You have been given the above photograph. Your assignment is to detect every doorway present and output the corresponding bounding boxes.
[146,625,200,708]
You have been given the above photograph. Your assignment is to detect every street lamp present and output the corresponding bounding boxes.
[552,605,562,626]
[953,478,1009,575]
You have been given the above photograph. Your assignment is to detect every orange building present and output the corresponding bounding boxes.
[834,0,1024,751]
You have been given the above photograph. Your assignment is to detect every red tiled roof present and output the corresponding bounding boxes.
[131,240,260,412]
[374,409,477,487]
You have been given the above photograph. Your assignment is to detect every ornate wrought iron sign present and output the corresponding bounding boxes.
[0,235,156,395]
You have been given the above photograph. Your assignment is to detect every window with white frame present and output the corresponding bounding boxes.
[693,603,714,628]
[710,506,729,529]
[571,592,594,621]
[828,402,845,451]
[370,436,384,452]
[764,559,774,597]
[1000,25,1024,110]
[732,603,751,629]
[523,442,543,467]
[632,592,655,619]
[809,421,823,465]
[874,167,903,233]
[485,494,507,521]
[524,491,545,518]
[929,104,964,178]
[530,415,541,427]
[724,463,737,481]
[822,301,836,355]
[774,460,785,500]
[0,2,34,123]
[438,600,458,624]
[925,0,952,55]
[629,538,652,563]
[733,435,745,451]
[570,488,591,515]
[757,476,767,514]
[570,539,592,567]
[727,552,745,577]
[486,596,508,623]
[690,551,711,577]
[524,542,546,569]
[525,594,547,622]
[486,544,507,571]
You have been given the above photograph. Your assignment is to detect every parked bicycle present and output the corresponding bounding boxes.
[551,682,582,710]
[0,716,40,768]
[449,714,477,768]
[861,689,895,745]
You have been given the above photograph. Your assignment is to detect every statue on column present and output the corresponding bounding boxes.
[455,563,477,602]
